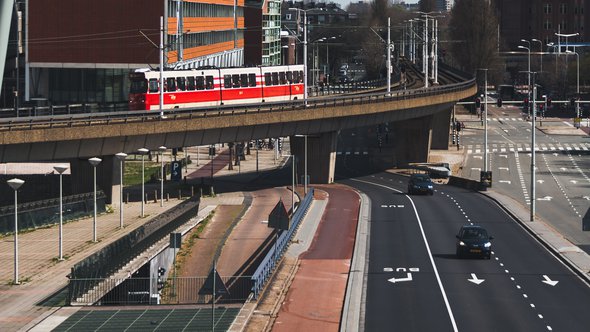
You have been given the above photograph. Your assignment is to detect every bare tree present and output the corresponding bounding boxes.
[449,0,502,79]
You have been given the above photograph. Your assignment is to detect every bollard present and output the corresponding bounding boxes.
[126,193,129,204]
[166,193,169,202]
[191,186,194,197]
[153,190,158,203]
[200,187,203,197]
[145,193,148,204]
[178,189,182,200]
[210,185,215,196]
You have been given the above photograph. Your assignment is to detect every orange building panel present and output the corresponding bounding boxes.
[167,39,244,63]
[184,0,244,7]
[168,17,244,34]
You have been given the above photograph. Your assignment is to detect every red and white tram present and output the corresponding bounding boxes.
[128,65,304,111]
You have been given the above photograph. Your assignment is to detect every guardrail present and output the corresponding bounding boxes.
[0,78,476,132]
[250,187,315,299]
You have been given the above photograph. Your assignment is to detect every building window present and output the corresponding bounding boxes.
[544,20,552,30]
[544,3,551,14]
[560,3,567,14]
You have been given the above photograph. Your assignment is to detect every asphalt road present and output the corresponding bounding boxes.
[460,105,590,253]
[343,173,590,331]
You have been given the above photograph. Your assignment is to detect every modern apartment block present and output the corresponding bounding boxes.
[2,0,248,106]
[495,0,590,51]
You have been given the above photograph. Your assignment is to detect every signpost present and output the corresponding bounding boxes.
[171,161,182,181]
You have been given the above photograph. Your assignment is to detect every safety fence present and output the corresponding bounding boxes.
[69,276,252,305]
[0,192,105,234]
[67,196,199,305]
[250,188,315,299]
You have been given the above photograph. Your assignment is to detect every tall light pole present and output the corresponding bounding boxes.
[138,148,149,217]
[159,146,167,207]
[518,45,531,117]
[303,10,308,106]
[566,50,580,124]
[387,17,391,94]
[53,165,68,260]
[7,178,24,285]
[532,38,543,73]
[115,152,127,229]
[530,73,538,221]
[88,157,102,242]
[478,69,489,173]
[159,16,164,117]
[304,135,308,195]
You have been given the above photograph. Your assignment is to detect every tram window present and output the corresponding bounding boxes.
[279,72,287,84]
[286,71,293,83]
[187,77,195,90]
[232,74,241,88]
[224,75,232,88]
[196,76,205,90]
[272,72,279,85]
[248,73,257,87]
[240,74,249,87]
[148,78,159,93]
[166,77,176,92]
[177,77,186,91]
[293,71,300,83]
[205,76,214,89]
[299,71,304,82]
[264,73,272,86]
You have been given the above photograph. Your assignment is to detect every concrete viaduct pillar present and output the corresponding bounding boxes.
[290,132,338,185]
[430,107,452,150]
[391,115,433,167]
[69,155,120,204]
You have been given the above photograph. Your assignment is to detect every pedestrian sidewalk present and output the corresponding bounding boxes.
[0,145,289,332]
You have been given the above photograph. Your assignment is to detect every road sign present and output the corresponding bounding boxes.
[199,268,229,296]
[171,161,182,181]
[268,200,290,231]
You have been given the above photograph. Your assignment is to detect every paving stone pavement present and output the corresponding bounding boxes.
[0,145,287,332]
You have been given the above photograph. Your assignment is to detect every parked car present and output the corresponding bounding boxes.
[455,225,493,259]
[407,174,434,195]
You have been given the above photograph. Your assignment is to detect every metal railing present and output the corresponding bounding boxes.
[0,78,476,133]
[250,187,315,299]
[68,276,253,305]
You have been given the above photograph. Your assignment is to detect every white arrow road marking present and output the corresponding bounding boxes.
[473,156,483,159]
[499,167,509,171]
[388,273,413,283]
[471,168,481,171]
[542,275,559,286]
[537,179,545,183]
[499,180,512,184]
[468,273,485,285]
[537,196,553,201]
[383,267,393,272]
[553,153,559,156]
[570,180,578,184]
[583,196,590,201]
[560,167,567,171]
[500,154,508,158]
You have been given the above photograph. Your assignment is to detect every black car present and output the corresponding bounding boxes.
[455,225,493,259]
[407,174,434,195]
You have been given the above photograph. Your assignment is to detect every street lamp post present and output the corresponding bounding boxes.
[531,73,538,221]
[478,69,489,173]
[53,165,68,260]
[7,178,24,285]
[138,148,149,217]
[532,38,543,73]
[304,135,308,195]
[518,45,531,117]
[115,152,127,229]
[303,11,308,106]
[159,146,167,207]
[88,157,102,242]
[566,50,580,123]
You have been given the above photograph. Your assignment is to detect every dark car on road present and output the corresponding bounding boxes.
[456,225,493,259]
[407,174,434,195]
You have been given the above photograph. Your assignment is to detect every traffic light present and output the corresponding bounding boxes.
[475,97,481,108]
[546,97,552,107]
[524,98,529,107]
[497,98,503,107]
[157,267,166,291]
